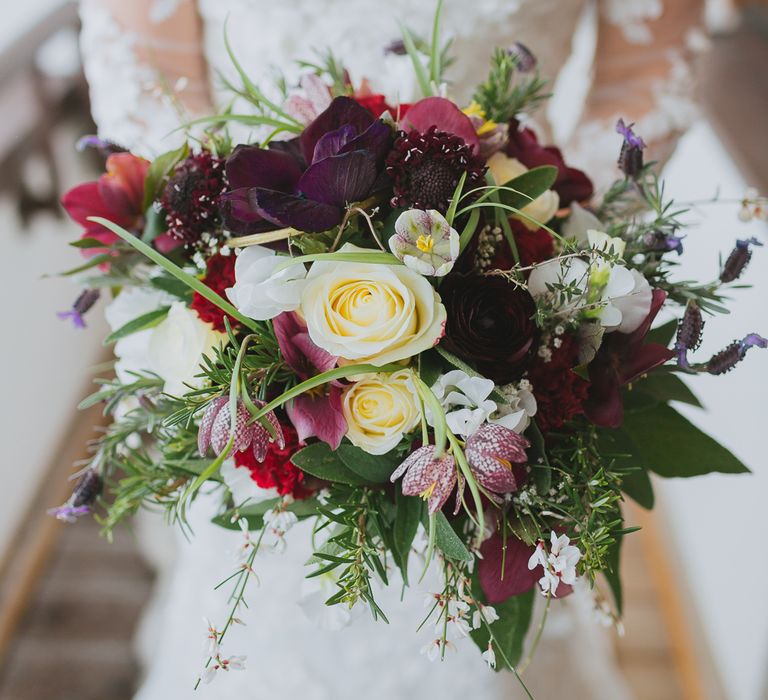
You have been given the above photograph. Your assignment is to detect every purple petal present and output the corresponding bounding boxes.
[273,311,337,379]
[220,188,276,235]
[251,423,270,462]
[428,461,457,514]
[300,96,374,164]
[286,388,347,450]
[312,124,356,163]
[466,424,530,463]
[267,138,307,169]
[246,188,342,232]
[400,97,480,153]
[57,310,86,329]
[391,445,432,482]
[198,396,228,456]
[339,119,394,164]
[297,151,377,207]
[478,533,539,603]
[225,145,303,191]
[210,400,252,454]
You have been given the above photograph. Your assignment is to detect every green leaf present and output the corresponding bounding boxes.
[603,532,624,614]
[212,497,319,531]
[291,442,369,486]
[103,307,170,345]
[58,254,114,276]
[620,466,655,509]
[392,491,424,584]
[336,444,400,483]
[646,319,678,348]
[526,421,551,494]
[273,251,401,273]
[418,350,444,388]
[87,216,261,332]
[69,237,112,249]
[597,427,655,508]
[399,23,431,97]
[497,166,558,211]
[143,142,188,210]
[622,404,750,478]
[432,511,472,562]
[149,275,194,301]
[630,371,702,409]
[470,578,534,669]
[458,207,481,253]
[141,206,166,245]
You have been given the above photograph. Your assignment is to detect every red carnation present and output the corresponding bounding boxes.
[190,254,238,332]
[233,423,312,499]
[527,333,589,432]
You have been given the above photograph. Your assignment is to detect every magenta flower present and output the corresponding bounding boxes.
[465,424,529,495]
[390,445,460,514]
[198,396,284,461]
[273,311,347,450]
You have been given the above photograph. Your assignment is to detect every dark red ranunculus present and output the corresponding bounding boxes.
[440,273,539,384]
[506,118,593,206]
[584,289,674,428]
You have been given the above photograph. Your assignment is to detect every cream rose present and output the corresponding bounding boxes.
[487,152,560,231]
[300,245,446,365]
[342,370,421,455]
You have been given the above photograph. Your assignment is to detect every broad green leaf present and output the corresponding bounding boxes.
[149,275,194,301]
[432,511,472,562]
[69,237,112,249]
[291,442,369,486]
[143,142,188,210]
[646,319,678,348]
[470,575,535,670]
[620,466,655,509]
[597,427,655,508]
[103,307,170,345]
[336,444,400,483]
[497,166,558,211]
[622,404,750,478]
[603,532,624,614]
[629,371,702,409]
[418,350,444,388]
[212,497,319,531]
[392,491,424,583]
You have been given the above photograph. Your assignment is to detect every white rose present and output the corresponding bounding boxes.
[300,244,446,365]
[341,370,421,455]
[226,245,307,321]
[147,302,224,395]
[487,153,560,231]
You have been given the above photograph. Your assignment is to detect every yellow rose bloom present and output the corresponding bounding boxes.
[342,370,421,455]
[300,245,446,365]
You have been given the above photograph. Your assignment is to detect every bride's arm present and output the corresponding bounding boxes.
[79,0,213,156]
[569,0,705,181]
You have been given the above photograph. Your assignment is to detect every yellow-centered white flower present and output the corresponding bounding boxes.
[486,152,560,230]
[300,244,446,365]
[341,370,421,455]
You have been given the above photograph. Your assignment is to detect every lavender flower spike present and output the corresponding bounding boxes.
[675,301,704,369]
[47,469,103,523]
[707,333,767,375]
[57,289,100,329]
[616,119,646,150]
[616,118,646,178]
[720,237,763,283]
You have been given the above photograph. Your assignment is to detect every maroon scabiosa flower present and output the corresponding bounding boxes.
[439,273,539,384]
[161,150,226,247]
[198,397,285,462]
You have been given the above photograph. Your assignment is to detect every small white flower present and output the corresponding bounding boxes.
[472,604,499,630]
[389,209,459,277]
[492,382,537,433]
[202,617,220,657]
[226,245,307,321]
[201,655,247,684]
[263,503,298,551]
[482,643,497,670]
[420,639,455,662]
[527,531,582,596]
[430,370,497,438]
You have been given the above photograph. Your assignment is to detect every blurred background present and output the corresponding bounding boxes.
[0,1,765,698]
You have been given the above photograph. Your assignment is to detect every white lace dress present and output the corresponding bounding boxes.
[76,1,700,698]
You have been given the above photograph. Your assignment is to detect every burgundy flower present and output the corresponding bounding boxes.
[221,97,392,234]
[198,397,285,461]
[61,152,149,254]
[505,119,593,206]
[390,445,461,514]
[465,424,529,495]
[190,254,238,332]
[440,273,539,384]
[161,150,227,247]
[584,289,674,428]
[273,311,347,449]
[477,533,539,603]
[386,97,485,213]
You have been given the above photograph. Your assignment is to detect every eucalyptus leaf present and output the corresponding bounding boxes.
[337,444,400,483]
[431,511,472,562]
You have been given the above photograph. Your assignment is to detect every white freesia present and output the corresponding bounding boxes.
[342,370,421,455]
[486,152,560,230]
[430,370,497,438]
[105,288,223,395]
[226,245,307,321]
[562,202,604,244]
[300,244,446,365]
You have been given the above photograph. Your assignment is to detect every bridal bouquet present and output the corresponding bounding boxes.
[54,5,764,686]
